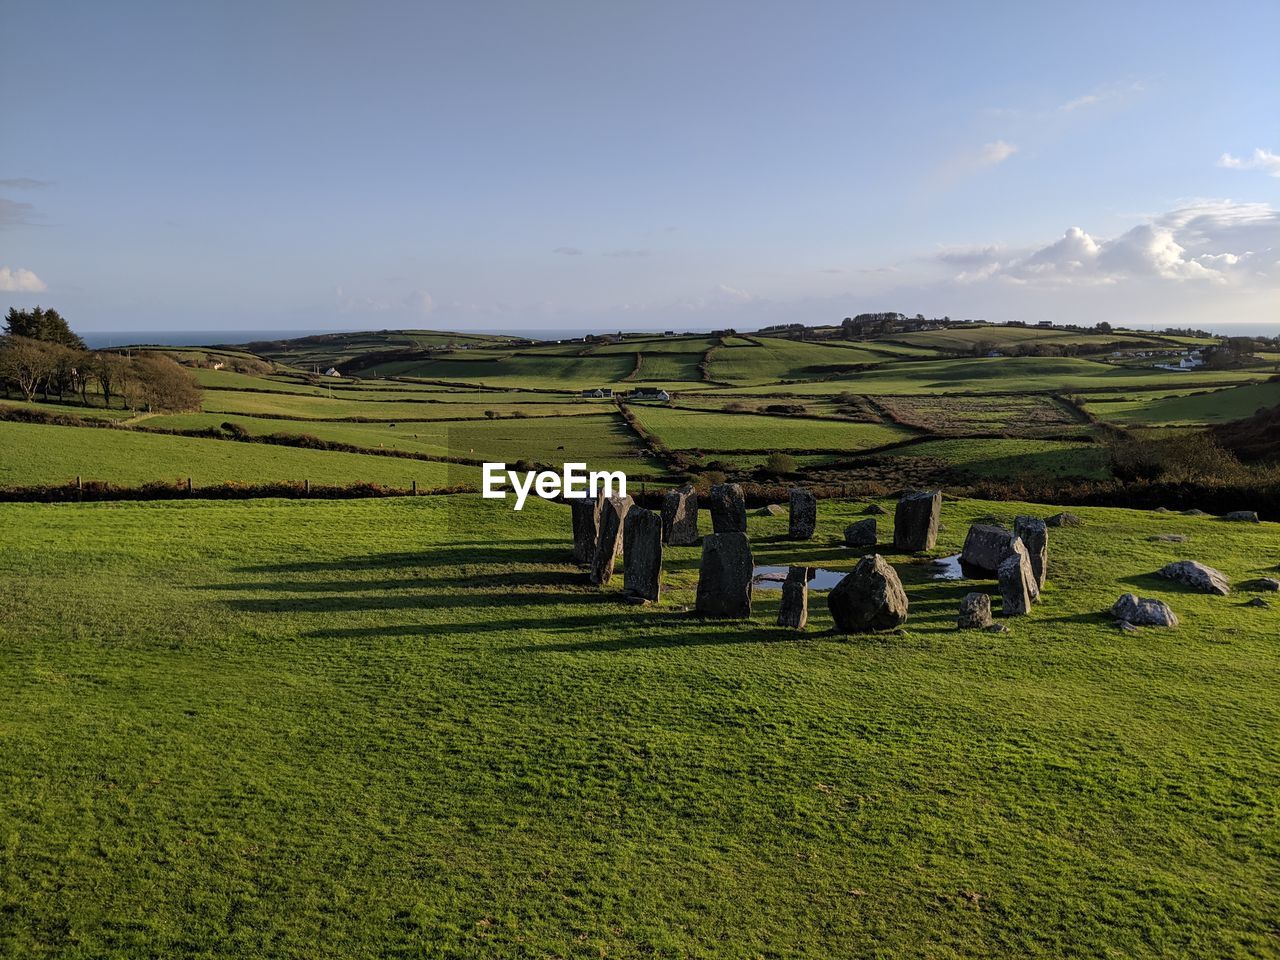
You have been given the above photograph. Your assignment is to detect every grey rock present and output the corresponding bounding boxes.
[893,489,942,553]
[1184,509,1209,516]
[1224,510,1260,523]
[788,487,817,540]
[1111,593,1178,627]
[709,483,747,533]
[1245,597,1270,608]
[997,542,1036,617]
[760,503,786,516]
[957,592,993,629]
[1148,534,1188,543]
[1116,619,1138,633]
[1243,577,1280,592]
[623,506,663,602]
[827,554,909,633]
[661,484,699,546]
[985,622,1010,634]
[844,518,877,548]
[864,503,889,516]
[570,491,607,565]
[1154,507,1172,513]
[960,523,1017,577]
[777,566,809,629]
[694,532,753,618]
[1156,560,1231,596]
[589,496,633,586]
[1014,515,1049,589]
[1045,512,1083,528]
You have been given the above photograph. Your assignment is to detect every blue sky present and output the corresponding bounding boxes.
[2,0,1278,333]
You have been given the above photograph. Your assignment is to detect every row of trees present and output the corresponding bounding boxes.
[1,307,202,413]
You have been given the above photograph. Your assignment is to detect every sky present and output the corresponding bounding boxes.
[2,0,1279,334]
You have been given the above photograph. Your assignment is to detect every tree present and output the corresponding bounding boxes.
[4,306,86,349]
[119,353,202,412]
[0,335,58,402]
[91,352,130,408]
[763,452,797,476]
[1094,321,1112,334]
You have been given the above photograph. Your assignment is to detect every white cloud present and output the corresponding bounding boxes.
[0,266,47,292]
[1218,149,1280,178]
[939,200,1279,289]
[980,140,1018,166]
[1059,80,1146,113]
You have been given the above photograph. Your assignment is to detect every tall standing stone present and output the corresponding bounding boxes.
[1014,516,1048,590]
[623,506,663,602]
[788,487,817,540]
[695,532,753,618]
[893,489,941,553]
[589,496,633,586]
[571,491,606,565]
[709,482,747,534]
[997,539,1036,616]
[777,566,809,628]
[661,483,699,546]
[827,554,909,632]
[960,523,1018,577]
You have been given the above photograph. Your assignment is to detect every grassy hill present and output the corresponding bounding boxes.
[2,493,1277,956]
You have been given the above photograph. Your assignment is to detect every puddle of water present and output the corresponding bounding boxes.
[931,554,964,580]
[752,565,846,591]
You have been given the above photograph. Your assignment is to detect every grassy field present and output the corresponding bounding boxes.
[2,493,1277,956]
[1083,380,1280,426]
[628,404,913,452]
[886,437,1112,480]
[0,421,464,489]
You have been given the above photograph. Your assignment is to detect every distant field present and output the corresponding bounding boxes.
[146,411,662,474]
[886,437,1111,480]
[628,404,912,452]
[874,395,1087,437]
[1083,380,1280,426]
[0,421,463,488]
[200,389,604,421]
[886,326,1164,352]
[705,337,908,384]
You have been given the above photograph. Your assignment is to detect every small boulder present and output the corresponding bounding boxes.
[694,532,754,618]
[1245,597,1270,608]
[1156,560,1231,596]
[709,483,748,533]
[985,622,1010,634]
[1154,507,1172,514]
[844,518,877,548]
[957,592,993,629]
[1045,512,1083,528]
[1184,509,1208,517]
[1243,577,1280,592]
[1111,593,1178,627]
[864,503,888,515]
[760,503,786,517]
[788,487,817,540]
[1224,510,1260,523]
[1116,619,1138,633]
[893,489,942,553]
[661,483,699,546]
[827,554,909,633]
[777,566,809,629]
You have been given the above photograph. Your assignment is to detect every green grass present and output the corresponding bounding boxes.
[0,421,462,488]
[1,494,1277,957]
[1083,380,1280,426]
[146,412,663,474]
[705,337,906,384]
[200,389,604,421]
[628,404,913,451]
[886,437,1112,480]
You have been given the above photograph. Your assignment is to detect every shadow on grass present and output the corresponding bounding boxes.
[234,541,566,574]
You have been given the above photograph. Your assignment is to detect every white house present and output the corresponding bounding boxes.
[324,367,342,377]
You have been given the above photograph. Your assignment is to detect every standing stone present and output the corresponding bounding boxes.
[570,492,606,565]
[960,523,1019,577]
[622,506,663,601]
[1014,515,1049,589]
[957,592,994,629]
[709,483,747,534]
[777,566,809,628]
[661,483,699,546]
[1224,510,1260,523]
[827,554,909,632]
[788,487,817,540]
[844,518,877,548]
[893,489,941,553]
[997,540,1036,616]
[589,496,633,586]
[695,532,753,618]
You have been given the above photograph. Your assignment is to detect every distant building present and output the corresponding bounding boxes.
[1037,321,1053,328]
[629,388,670,402]
[986,350,1003,358]
[324,367,342,377]
[581,388,614,398]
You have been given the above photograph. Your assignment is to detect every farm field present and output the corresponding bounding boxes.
[627,404,914,452]
[0,420,464,489]
[1,493,1277,957]
[1082,380,1280,426]
[885,437,1111,480]
[200,389,603,421]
